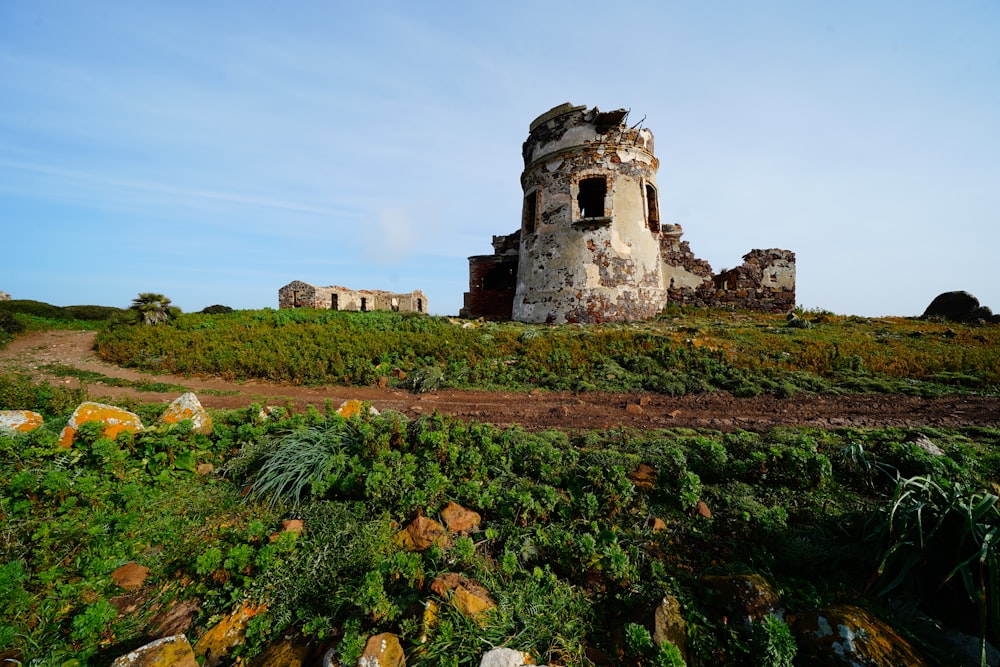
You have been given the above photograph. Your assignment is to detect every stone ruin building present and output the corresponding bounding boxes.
[278,281,427,314]
[461,103,795,324]
[0,291,10,301]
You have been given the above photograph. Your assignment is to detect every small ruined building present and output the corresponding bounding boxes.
[461,103,795,324]
[278,281,428,314]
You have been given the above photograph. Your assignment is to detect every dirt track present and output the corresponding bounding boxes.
[2,330,999,432]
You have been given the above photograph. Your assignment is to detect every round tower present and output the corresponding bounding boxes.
[512,103,667,324]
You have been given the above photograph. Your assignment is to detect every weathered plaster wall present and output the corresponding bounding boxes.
[514,104,667,324]
[278,281,428,314]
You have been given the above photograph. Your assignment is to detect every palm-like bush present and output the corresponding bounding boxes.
[130,293,173,325]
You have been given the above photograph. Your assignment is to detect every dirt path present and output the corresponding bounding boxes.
[2,330,999,432]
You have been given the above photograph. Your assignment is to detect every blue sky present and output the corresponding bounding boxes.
[2,1,998,317]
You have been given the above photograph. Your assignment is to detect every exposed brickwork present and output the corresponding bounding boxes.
[461,233,519,320]
[278,281,427,314]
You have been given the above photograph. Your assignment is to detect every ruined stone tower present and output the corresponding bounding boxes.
[460,103,796,322]
[513,103,667,324]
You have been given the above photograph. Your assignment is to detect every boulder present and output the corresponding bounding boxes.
[0,410,44,433]
[337,399,380,418]
[479,647,537,667]
[921,291,981,322]
[193,601,267,667]
[111,634,198,667]
[249,637,310,667]
[628,463,657,490]
[704,573,783,626]
[158,393,213,434]
[111,562,149,591]
[441,501,481,533]
[794,604,930,666]
[905,433,945,457]
[358,632,405,667]
[59,402,144,448]
[431,573,496,623]
[394,515,448,552]
[653,595,687,661]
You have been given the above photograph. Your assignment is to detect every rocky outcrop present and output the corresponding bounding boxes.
[794,604,930,666]
[921,291,997,323]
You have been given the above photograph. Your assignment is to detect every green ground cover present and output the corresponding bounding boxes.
[93,308,1000,396]
[2,380,999,665]
[2,306,999,664]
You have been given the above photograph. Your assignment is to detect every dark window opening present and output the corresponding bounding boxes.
[417,298,423,313]
[483,265,516,291]
[645,183,660,232]
[578,177,606,219]
[522,191,537,234]
[391,298,399,312]
[360,297,368,312]
[331,294,338,310]
[292,290,300,307]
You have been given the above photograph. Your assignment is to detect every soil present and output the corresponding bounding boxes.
[2,330,999,432]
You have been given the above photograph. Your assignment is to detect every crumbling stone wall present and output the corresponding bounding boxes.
[461,103,796,322]
[461,232,520,320]
[665,249,796,313]
[514,104,667,324]
[278,281,428,314]
[0,291,10,301]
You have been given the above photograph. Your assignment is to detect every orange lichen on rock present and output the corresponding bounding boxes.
[336,399,379,418]
[193,601,267,667]
[0,410,44,433]
[158,392,213,434]
[58,402,144,448]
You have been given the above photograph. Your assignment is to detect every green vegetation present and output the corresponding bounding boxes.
[2,373,999,664]
[93,307,1000,395]
[0,299,123,322]
[129,292,177,326]
[1,306,998,664]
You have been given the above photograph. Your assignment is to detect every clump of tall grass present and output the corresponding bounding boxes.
[239,421,359,508]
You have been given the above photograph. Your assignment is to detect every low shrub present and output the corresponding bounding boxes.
[0,299,66,319]
[61,305,123,320]
[0,311,24,335]
[200,304,234,315]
